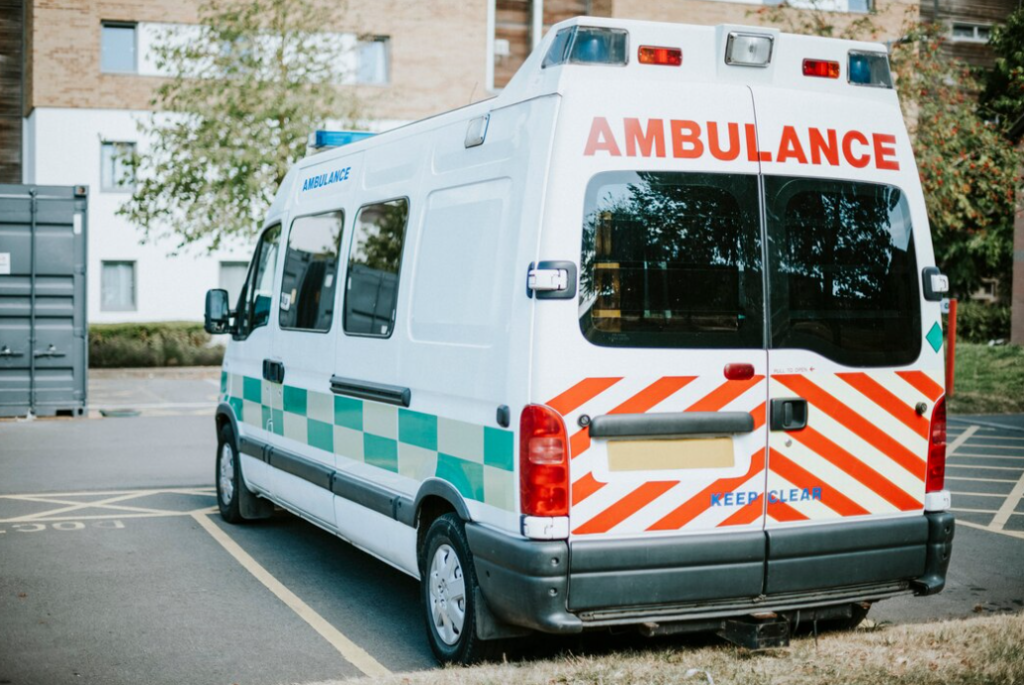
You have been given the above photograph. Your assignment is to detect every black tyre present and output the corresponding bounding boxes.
[420,513,497,665]
[215,422,244,523]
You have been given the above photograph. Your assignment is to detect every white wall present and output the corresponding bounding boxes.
[24,107,255,324]
[24,107,409,324]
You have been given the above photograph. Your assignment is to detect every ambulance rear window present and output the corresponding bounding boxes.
[578,171,764,349]
[765,177,920,367]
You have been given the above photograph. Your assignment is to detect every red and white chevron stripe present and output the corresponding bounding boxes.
[547,368,942,538]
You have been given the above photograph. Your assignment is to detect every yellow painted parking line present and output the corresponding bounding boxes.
[946,464,1024,471]
[947,425,978,455]
[959,519,1024,540]
[947,475,1017,483]
[951,491,1012,498]
[953,443,1024,450]
[191,512,390,678]
[0,487,215,499]
[949,454,1024,460]
[0,508,217,524]
[991,470,1024,531]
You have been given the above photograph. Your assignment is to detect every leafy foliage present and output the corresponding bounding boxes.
[751,3,1021,297]
[981,6,1024,128]
[890,23,1019,296]
[89,322,224,367]
[118,0,359,252]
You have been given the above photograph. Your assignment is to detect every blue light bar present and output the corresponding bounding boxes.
[848,51,893,88]
[312,130,375,149]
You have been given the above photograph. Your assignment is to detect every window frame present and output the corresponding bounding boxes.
[100,260,137,312]
[277,209,346,335]
[355,35,391,85]
[100,141,136,193]
[342,196,411,340]
[233,224,282,341]
[763,175,922,368]
[100,21,138,74]
[950,22,992,43]
[576,170,766,350]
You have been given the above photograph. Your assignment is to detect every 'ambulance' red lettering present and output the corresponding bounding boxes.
[583,117,900,171]
[624,118,666,158]
[584,117,621,156]
[842,130,871,169]
[708,122,740,161]
[671,120,703,159]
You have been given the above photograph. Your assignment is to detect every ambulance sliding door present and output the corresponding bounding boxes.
[752,85,939,594]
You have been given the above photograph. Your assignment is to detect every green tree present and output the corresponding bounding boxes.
[749,3,1020,296]
[891,23,1018,295]
[118,0,361,252]
[981,6,1024,129]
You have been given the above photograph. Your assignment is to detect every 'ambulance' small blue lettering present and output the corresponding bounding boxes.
[301,166,351,192]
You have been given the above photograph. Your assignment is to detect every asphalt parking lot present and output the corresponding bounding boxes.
[1,370,1022,684]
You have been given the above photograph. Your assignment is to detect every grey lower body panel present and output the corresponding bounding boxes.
[467,513,955,635]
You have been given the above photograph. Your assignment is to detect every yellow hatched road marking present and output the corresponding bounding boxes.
[959,519,1024,540]
[191,512,390,678]
[947,476,1017,483]
[949,454,1024,460]
[946,464,1024,471]
[947,425,979,455]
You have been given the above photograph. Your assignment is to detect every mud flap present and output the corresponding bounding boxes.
[474,587,531,641]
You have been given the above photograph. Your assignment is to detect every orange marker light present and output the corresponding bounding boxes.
[638,45,682,66]
[803,58,840,79]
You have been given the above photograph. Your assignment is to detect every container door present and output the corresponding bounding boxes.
[752,85,943,595]
[537,84,771,611]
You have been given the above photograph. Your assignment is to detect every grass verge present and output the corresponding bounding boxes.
[948,343,1024,414]
[315,612,1024,685]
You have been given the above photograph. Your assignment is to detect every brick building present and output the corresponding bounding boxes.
[6,0,918,323]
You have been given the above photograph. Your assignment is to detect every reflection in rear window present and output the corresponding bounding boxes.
[765,177,920,367]
[578,172,764,349]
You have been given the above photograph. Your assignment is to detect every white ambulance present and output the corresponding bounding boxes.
[204,17,955,664]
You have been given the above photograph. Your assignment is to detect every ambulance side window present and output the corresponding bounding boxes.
[578,171,764,349]
[765,177,920,367]
[343,198,410,337]
[279,211,344,333]
[234,225,282,340]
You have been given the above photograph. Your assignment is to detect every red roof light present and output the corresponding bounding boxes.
[803,58,840,79]
[638,45,682,66]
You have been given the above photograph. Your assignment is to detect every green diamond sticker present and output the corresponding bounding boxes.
[926,322,943,352]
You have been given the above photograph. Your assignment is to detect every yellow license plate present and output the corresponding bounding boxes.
[606,437,735,471]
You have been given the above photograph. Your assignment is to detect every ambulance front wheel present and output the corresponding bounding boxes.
[421,513,498,665]
[216,423,244,523]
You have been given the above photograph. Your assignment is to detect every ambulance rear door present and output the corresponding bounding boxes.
[750,81,945,595]
[534,80,771,612]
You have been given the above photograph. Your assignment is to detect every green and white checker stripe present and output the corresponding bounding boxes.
[222,372,516,511]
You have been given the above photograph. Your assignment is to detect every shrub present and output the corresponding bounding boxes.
[952,301,1011,344]
[89,322,224,368]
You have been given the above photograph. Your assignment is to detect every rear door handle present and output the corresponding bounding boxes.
[770,398,808,431]
[263,359,285,384]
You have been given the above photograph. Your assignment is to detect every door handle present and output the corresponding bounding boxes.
[34,344,66,359]
[770,398,808,431]
[0,345,25,358]
[263,359,285,384]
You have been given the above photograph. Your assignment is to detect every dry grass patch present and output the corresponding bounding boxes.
[313,612,1024,685]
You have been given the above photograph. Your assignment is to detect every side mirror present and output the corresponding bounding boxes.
[204,289,231,334]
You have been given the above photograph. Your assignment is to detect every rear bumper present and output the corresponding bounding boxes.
[467,512,955,635]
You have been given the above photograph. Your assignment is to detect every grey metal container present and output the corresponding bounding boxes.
[0,184,88,417]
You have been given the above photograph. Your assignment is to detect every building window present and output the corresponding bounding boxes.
[356,37,390,84]
[101,261,136,311]
[219,261,250,307]
[101,22,137,73]
[101,142,136,192]
[951,23,992,43]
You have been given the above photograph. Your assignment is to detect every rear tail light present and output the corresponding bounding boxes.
[926,396,946,493]
[638,45,682,66]
[803,58,840,79]
[520,405,569,517]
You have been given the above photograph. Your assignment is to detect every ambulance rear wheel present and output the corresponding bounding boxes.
[216,423,244,523]
[421,513,496,665]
